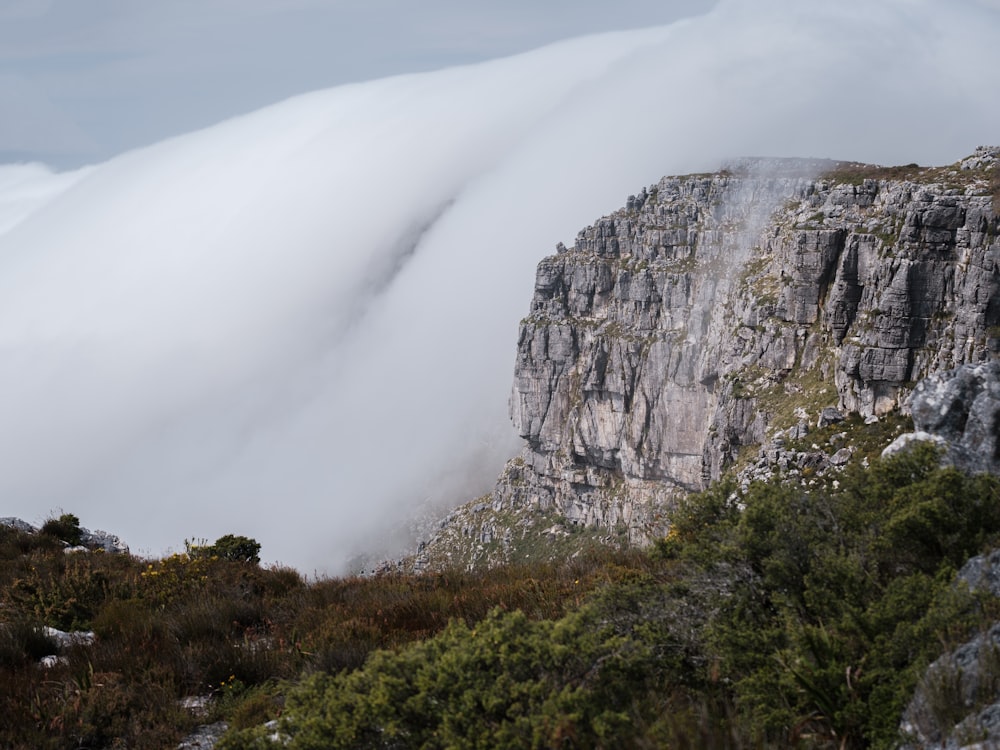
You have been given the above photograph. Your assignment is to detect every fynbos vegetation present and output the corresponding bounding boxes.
[3,447,1000,748]
[240,446,997,749]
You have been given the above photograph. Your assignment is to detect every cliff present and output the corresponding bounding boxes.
[404,147,1000,572]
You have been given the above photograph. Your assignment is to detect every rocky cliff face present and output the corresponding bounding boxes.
[493,147,1000,545]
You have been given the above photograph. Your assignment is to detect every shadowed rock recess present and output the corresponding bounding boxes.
[493,149,1000,542]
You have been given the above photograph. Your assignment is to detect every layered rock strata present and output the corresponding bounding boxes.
[495,148,1000,543]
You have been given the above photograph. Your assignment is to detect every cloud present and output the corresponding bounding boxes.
[0,0,718,166]
[0,162,92,234]
[0,0,997,573]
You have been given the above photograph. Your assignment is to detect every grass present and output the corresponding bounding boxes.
[826,157,1000,213]
[827,162,925,185]
[779,410,912,462]
[0,521,662,750]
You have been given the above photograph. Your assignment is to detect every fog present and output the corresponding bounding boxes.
[0,0,997,573]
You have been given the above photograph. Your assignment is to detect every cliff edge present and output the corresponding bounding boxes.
[406,147,1000,572]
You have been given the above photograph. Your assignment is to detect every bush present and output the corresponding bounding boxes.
[221,606,664,750]
[191,535,262,565]
[692,445,1000,747]
[40,513,83,547]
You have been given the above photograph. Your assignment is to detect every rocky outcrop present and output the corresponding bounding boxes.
[176,722,229,750]
[901,550,1000,749]
[496,148,1000,543]
[885,361,1000,475]
[0,517,129,554]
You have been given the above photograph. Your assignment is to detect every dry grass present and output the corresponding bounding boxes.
[827,161,926,185]
[0,523,661,749]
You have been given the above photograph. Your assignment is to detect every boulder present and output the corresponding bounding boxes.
[885,362,1000,475]
[900,550,1000,749]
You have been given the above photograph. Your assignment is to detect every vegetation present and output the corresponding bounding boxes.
[3,445,1000,748]
[0,521,655,749]
[40,512,83,547]
[825,156,1000,212]
[190,534,263,564]
[221,444,999,749]
[828,162,925,186]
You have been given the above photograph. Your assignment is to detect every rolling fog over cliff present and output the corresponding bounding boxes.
[0,0,998,573]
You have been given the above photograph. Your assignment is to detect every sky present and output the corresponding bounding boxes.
[0,0,716,166]
[0,0,998,574]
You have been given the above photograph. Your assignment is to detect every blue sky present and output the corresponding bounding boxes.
[0,0,716,166]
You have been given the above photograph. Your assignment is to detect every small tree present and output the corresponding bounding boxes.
[210,534,261,564]
[40,513,83,546]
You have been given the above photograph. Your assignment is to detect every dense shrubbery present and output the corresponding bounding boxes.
[221,445,1000,750]
[39,512,83,546]
[188,534,263,564]
[3,444,1000,749]
[670,443,1000,747]
[0,522,649,749]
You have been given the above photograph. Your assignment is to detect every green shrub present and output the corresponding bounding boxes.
[693,445,1000,747]
[40,513,83,547]
[221,606,664,750]
[6,558,117,630]
[194,534,260,565]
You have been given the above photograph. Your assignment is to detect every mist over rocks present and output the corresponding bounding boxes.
[496,151,1000,548]
[0,1,998,573]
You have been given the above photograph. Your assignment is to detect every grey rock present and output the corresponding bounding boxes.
[501,151,1000,543]
[176,722,229,750]
[788,421,810,440]
[829,448,853,466]
[883,431,952,460]
[888,362,1000,474]
[900,545,1000,749]
[80,527,129,554]
[180,695,213,719]
[0,517,37,534]
[960,146,1000,171]
[43,626,96,649]
[0,517,129,554]
[32,626,95,668]
[818,407,845,428]
[957,550,1000,599]
[901,623,1000,749]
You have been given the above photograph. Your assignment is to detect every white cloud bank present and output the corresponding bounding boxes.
[0,0,997,573]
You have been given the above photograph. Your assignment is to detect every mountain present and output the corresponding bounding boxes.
[405,147,1000,571]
